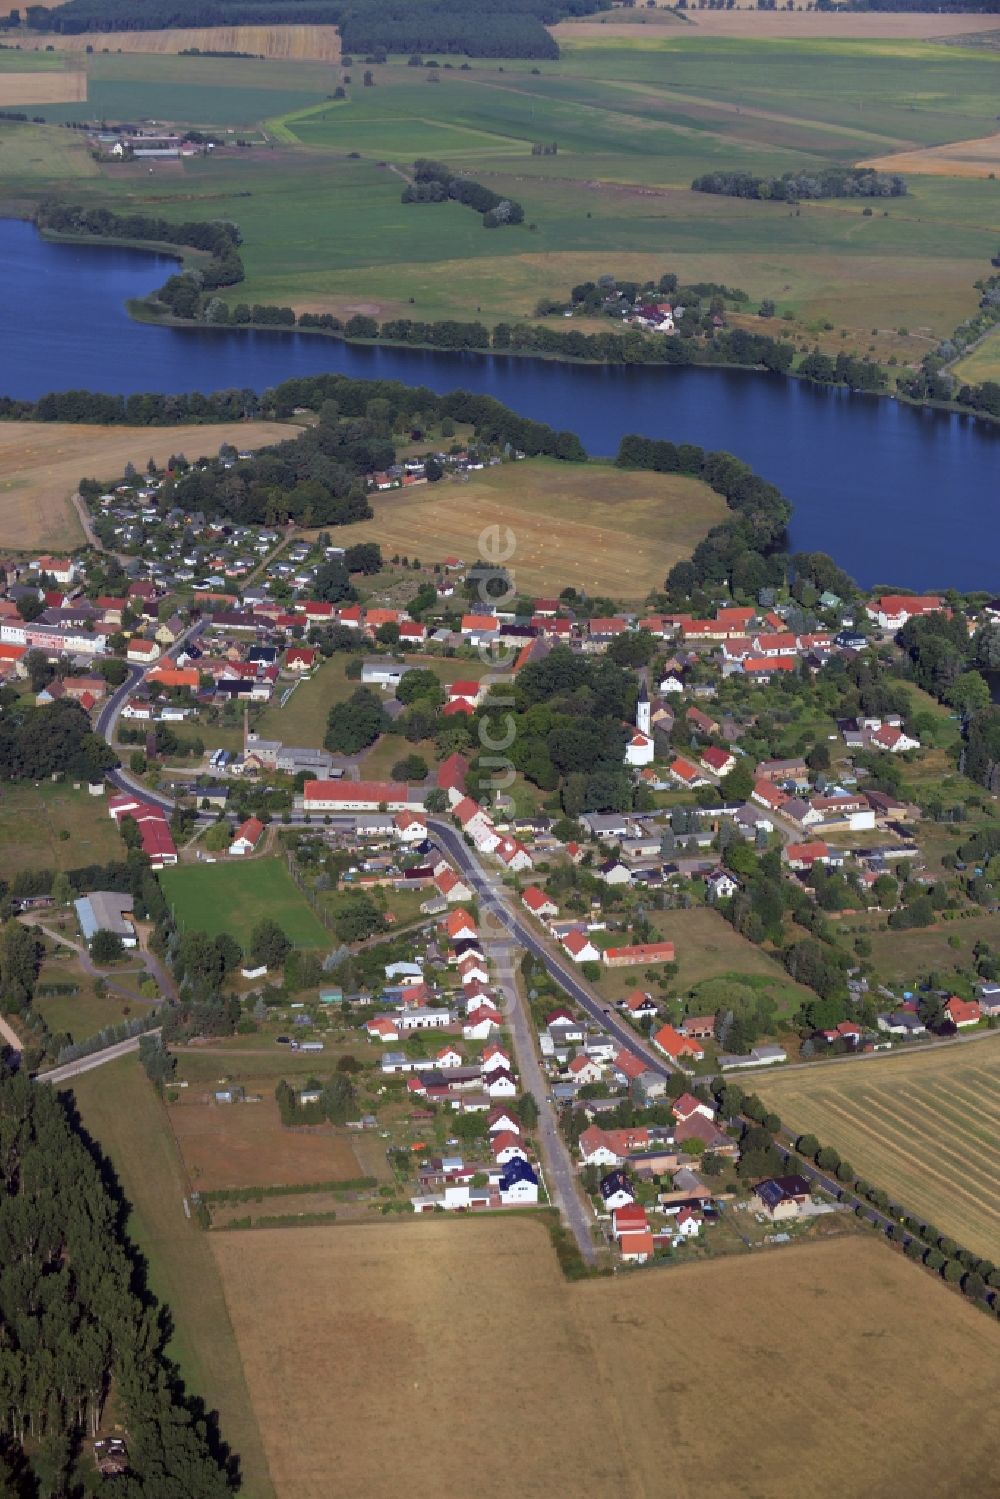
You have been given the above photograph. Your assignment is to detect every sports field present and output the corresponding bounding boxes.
[159,857,329,950]
[0,418,294,550]
[331,458,728,598]
[212,1218,999,1499]
[756,1041,1000,1259]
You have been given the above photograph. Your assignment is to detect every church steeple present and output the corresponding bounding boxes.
[636,679,651,737]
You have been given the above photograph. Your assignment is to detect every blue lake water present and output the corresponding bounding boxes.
[1,217,997,590]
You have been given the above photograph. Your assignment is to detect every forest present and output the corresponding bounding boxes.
[0,1072,235,1495]
[26,0,603,56]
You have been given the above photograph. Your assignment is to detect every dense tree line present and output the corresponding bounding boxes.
[404,159,524,225]
[615,435,790,595]
[28,0,602,56]
[0,699,116,784]
[692,167,907,200]
[0,1072,235,1494]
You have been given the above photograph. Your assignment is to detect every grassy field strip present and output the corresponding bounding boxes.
[70,1060,275,1499]
[815,1092,1000,1232]
[567,73,916,150]
[264,97,342,144]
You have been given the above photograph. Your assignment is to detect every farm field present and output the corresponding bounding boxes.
[159,857,329,950]
[756,1041,1000,1260]
[70,1058,275,1499]
[555,12,1000,40]
[0,63,84,107]
[23,24,343,61]
[212,1218,999,1499]
[2,37,998,350]
[168,1092,365,1192]
[331,459,728,598]
[863,129,1000,178]
[0,782,124,876]
[0,418,295,551]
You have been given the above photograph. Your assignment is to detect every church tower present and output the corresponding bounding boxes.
[636,680,651,737]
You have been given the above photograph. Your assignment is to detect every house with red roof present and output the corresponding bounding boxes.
[652,1024,704,1065]
[437,752,469,796]
[612,1203,649,1239]
[944,995,981,1028]
[229,816,264,857]
[366,1017,400,1043]
[603,941,675,968]
[445,907,477,943]
[700,745,735,777]
[743,654,798,682]
[869,724,920,754]
[672,1092,715,1123]
[784,841,833,871]
[866,595,946,631]
[434,865,473,903]
[463,1005,502,1040]
[522,885,558,919]
[562,929,601,964]
[285,646,317,672]
[618,1229,654,1262]
[613,1048,649,1084]
[669,756,708,788]
[578,1126,623,1167]
[619,989,658,1020]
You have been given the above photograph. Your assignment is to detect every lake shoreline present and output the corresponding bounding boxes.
[26,215,996,430]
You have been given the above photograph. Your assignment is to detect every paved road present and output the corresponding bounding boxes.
[38,1031,156,1086]
[490,940,597,1264]
[428,818,669,1079]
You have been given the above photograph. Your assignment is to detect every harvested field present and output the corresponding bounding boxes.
[169,1093,364,1192]
[0,418,295,550]
[863,132,1000,178]
[756,1040,1000,1260]
[213,1219,1000,1499]
[330,458,727,600]
[952,326,1000,385]
[24,24,341,61]
[0,68,85,105]
[554,12,1000,39]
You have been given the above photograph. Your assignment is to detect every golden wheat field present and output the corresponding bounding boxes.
[24,24,342,60]
[0,420,296,550]
[757,1040,1000,1260]
[212,1219,1000,1499]
[0,69,85,105]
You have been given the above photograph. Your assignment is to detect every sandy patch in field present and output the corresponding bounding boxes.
[0,419,295,551]
[553,11,1000,40]
[212,1220,1000,1499]
[22,24,341,60]
[863,132,1000,179]
[0,69,85,104]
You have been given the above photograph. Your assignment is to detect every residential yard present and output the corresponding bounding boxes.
[593,904,812,1017]
[33,961,137,1042]
[159,857,329,949]
[0,782,124,877]
[855,909,1000,987]
[69,1058,275,1499]
[168,1091,368,1192]
[320,459,729,599]
[756,1040,1000,1259]
[0,418,294,551]
[211,1219,999,1499]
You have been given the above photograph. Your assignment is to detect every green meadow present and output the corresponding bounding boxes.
[2,32,999,349]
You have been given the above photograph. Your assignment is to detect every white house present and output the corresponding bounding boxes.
[499,1158,539,1204]
[562,930,601,963]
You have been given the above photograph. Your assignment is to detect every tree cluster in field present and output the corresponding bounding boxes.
[895,609,998,791]
[26,0,602,57]
[275,1071,356,1126]
[0,1071,235,1495]
[403,159,525,227]
[0,698,117,784]
[692,167,907,201]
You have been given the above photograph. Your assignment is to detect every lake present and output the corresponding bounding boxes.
[1,218,998,590]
